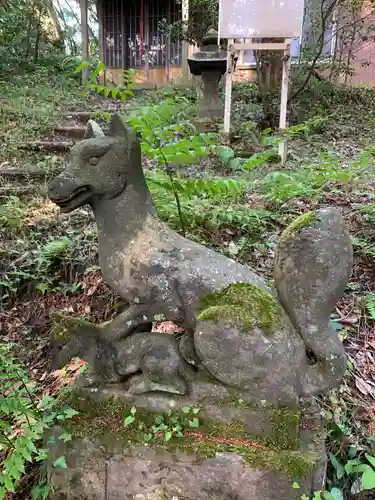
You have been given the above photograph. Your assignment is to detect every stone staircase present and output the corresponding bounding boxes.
[21,110,115,154]
[0,107,127,196]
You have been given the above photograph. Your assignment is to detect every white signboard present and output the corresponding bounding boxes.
[219,0,305,39]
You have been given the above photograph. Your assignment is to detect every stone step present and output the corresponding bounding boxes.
[54,125,110,139]
[0,166,48,179]
[62,111,104,123]
[0,185,43,197]
[54,125,86,139]
[20,140,74,153]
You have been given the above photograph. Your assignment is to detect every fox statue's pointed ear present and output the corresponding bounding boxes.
[109,113,130,137]
[84,120,105,139]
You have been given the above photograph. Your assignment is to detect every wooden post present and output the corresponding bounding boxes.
[98,0,105,84]
[80,0,89,87]
[278,39,291,165]
[223,39,234,139]
[181,0,189,83]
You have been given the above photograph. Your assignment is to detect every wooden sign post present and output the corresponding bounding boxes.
[219,0,304,164]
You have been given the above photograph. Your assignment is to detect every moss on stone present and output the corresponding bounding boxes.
[280,211,320,242]
[65,395,308,479]
[166,438,314,478]
[50,313,98,341]
[197,282,282,332]
[70,409,312,479]
[269,409,300,450]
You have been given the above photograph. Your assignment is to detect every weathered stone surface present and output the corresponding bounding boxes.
[47,429,320,500]
[47,113,352,405]
[51,313,194,395]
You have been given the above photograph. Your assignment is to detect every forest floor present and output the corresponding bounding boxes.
[1,72,375,498]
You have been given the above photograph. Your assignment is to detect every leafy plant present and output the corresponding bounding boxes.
[0,196,27,230]
[0,343,78,499]
[126,98,217,234]
[75,60,136,102]
[328,451,375,495]
[123,406,201,443]
[363,293,375,320]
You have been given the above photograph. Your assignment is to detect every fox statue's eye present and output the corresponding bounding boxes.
[89,157,99,166]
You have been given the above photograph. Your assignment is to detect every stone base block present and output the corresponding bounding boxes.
[47,392,326,500]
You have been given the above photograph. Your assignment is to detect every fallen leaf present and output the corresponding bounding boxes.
[355,375,374,396]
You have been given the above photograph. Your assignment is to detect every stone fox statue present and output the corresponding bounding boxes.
[48,114,353,404]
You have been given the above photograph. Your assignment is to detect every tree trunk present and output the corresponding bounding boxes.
[255,38,284,128]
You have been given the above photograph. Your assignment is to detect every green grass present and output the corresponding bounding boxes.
[0,72,90,163]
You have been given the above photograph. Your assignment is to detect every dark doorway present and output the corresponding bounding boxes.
[101,0,182,70]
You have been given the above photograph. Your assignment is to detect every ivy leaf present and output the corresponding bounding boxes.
[329,452,345,479]
[181,406,191,414]
[154,415,164,424]
[329,488,344,500]
[365,454,375,468]
[165,431,173,442]
[362,467,375,490]
[188,418,200,428]
[59,432,72,443]
[53,456,67,469]
[35,449,48,462]
[291,482,300,489]
[64,408,79,419]
[32,483,50,500]
[124,415,135,427]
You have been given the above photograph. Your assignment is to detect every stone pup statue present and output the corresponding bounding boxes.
[48,114,353,405]
[51,313,195,395]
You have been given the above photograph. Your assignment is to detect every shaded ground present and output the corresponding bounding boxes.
[1,74,375,498]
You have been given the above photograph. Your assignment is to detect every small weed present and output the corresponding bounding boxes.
[123,406,201,443]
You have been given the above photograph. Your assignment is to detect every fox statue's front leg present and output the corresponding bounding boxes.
[98,304,153,341]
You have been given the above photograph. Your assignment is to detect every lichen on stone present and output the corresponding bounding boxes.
[279,211,320,243]
[197,282,282,332]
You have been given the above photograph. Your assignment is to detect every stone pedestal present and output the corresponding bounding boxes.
[200,70,223,119]
[47,388,326,500]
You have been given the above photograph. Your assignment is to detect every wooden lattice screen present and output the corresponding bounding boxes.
[100,0,182,70]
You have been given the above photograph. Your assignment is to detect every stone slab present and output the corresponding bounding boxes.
[49,445,315,500]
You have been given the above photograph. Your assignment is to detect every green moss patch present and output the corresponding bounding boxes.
[280,211,320,242]
[65,397,309,478]
[50,313,98,341]
[167,438,314,478]
[197,282,282,332]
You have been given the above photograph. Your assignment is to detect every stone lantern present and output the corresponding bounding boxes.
[187,28,227,119]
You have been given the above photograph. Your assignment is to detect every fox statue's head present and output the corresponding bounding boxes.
[48,114,142,213]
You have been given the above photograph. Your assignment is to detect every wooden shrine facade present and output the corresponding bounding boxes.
[97,0,185,85]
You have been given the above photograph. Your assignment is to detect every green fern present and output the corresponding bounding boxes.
[147,170,248,200]
[40,237,71,262]
[147,169,271,234]
[365,293,375,320]
[0,196,27,229]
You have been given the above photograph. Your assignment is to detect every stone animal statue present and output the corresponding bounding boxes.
[51,313,194,395]
[48,114,353,404]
